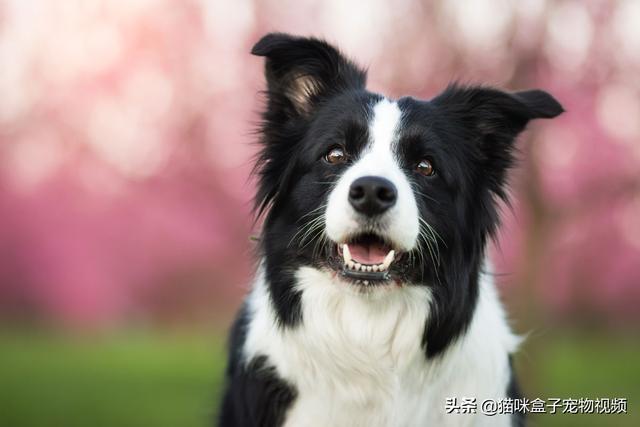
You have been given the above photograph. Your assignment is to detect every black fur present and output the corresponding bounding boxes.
[218,33,562,426]
[251,33,371,328]
[507,355,527,426]
[218,304,296,426]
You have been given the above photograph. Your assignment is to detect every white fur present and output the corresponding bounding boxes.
[243,263,520,427]
[325,99,420,251]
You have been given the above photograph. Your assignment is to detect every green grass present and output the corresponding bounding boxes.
[0,330,637,426]
[0,332,226,427]
[525,331,639,426]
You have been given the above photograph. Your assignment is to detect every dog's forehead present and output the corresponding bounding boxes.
[316,91,380,122]
[309,92,435,158]
[365,96,435,151]
[338,97,408,179]
[396,96,436,131]
[365,97,434,154]
[368,98,403,152]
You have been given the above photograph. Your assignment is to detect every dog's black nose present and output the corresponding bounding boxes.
[348,176,397,216]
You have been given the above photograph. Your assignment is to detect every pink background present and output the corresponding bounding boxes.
[0,0,638,331]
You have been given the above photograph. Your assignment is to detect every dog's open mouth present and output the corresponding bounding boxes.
[333,233,404,285]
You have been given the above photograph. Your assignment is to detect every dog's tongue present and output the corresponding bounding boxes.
[348,242,390,265]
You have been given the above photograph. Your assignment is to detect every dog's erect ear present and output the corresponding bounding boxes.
[433,84,563,137]
[252,33,367,116]
[432,84,563,199]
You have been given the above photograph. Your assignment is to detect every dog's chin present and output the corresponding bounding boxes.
[322,232,413,288]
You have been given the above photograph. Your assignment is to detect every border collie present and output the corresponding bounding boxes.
[219,33,563,427]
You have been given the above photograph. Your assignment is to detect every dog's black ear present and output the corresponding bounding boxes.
[432,84,563,199]
[252,33,367,116]
[433,84,563,137]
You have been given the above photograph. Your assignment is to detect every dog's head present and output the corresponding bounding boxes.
[252,33,562,353]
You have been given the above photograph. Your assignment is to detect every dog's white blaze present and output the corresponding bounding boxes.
[242,263,520,427]
[369,98,402,159]
[325,98,420,251]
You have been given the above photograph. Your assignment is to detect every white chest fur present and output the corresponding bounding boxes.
[243,264,520,427]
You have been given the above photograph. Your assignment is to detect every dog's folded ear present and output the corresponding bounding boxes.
[252,33,367,117]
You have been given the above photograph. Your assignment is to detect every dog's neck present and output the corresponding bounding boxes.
[241,261,519,426]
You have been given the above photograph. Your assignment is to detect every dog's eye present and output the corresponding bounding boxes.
[416,158,435,176]
[324,146,347,165]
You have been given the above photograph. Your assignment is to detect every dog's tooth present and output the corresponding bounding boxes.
[347,261,355,270]
[363,280,369,286]
[387,250,396,263]
[372,264,379,272]
[342,244,351,264]
[366,266,372,272]
[354,262,361,270]
[382,250,395,270]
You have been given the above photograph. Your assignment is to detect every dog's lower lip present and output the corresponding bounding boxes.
[341,268,390,282]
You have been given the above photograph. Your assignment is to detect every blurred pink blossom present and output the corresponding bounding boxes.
[0,0,638,328]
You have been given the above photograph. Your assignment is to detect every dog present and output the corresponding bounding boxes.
[218,33,563,427]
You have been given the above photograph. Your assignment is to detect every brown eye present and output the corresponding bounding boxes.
[324,146,347,164]
[416,158,435,176]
